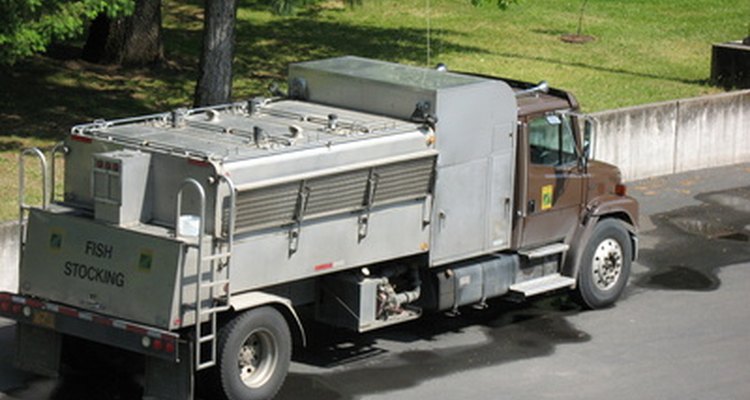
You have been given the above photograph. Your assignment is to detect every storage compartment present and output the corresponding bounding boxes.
[92,150,152,226]
[289,56,518,266]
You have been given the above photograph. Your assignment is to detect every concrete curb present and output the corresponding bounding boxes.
[0,221,20,292]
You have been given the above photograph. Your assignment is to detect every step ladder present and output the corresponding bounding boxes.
[509,273,576,298]
[176,176,237,371]
[518,242,569,259]
[510,242,575,299]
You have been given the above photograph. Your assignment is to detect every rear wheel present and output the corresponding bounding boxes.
[217,307,291,400]
[576,219,632,309]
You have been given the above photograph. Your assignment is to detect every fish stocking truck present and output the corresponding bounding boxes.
[2,56,638,400]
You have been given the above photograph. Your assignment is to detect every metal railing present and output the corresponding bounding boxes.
[50,142,69,203]
[18,148,49,264]
[19,147,49,217]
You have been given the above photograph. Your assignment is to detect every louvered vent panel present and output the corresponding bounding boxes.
[373,157,434,205]
[305,170,369,216]
[230,155,435,235]
[233,182,298,232]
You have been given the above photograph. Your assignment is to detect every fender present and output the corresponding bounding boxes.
[563,194,639,280]
[230,291,306,347]
[588,194,639,228]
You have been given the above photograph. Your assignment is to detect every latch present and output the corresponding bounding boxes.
[410,101,438,129]
[288,182,310,256]
[358,170,379,241]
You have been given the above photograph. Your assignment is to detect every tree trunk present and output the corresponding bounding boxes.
[193,0,239,107]
[576,0,589,36]
[82,0,163,65]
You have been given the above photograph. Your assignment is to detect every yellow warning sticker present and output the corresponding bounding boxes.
[541,185,553,210]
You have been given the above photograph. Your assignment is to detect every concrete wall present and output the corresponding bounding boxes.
[0,222,20,292]
[592,90,750,181]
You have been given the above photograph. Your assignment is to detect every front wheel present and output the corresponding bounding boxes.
[576,219,632,309]
[217,306,291,400]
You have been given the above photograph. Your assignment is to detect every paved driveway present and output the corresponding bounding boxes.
[2,163,749,400]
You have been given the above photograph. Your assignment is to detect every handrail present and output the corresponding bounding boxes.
[70,100,251,136]
[19,147,49,221]
[175,178,206,240]
[18,147,49,276]
[50,142,69,203]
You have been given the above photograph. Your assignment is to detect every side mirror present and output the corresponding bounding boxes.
[576,116,597,172]
[583,118,596,160]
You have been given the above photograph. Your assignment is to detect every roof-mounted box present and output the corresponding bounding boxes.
[92,150,152,226]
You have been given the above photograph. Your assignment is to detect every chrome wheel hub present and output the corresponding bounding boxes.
[592,238,623,291]
[237,329,278,389]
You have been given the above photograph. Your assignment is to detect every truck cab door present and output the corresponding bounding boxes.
[516,113,587,248]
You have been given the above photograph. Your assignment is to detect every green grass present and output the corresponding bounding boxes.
[0,0,747,221]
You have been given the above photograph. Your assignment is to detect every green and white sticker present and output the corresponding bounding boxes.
[49,228,64,251]
[541,184,553,210]
[138,250,153,272]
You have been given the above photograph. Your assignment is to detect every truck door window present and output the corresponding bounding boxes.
[528,115,577,166]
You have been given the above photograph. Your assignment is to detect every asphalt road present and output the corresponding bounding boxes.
[2,162,749,400]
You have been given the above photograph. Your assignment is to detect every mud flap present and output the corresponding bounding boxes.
[15,323,62,377]
[143,340,194,400]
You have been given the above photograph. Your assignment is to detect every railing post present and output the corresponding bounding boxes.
[19,147,50,220]
[18,147,50,279]
[50,142,69,203]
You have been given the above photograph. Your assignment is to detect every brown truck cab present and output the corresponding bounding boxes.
[506,77,639,308]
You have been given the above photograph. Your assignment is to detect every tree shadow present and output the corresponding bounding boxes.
[0,57,177,140]
[491,50,708,85]
[230,17,487,94]
[531,28,569,36]
[1,6,483,141]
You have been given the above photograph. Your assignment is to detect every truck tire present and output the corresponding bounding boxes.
[576,218,632,309]
[217,306,291,400]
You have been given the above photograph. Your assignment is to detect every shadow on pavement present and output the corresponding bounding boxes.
[636,186,750,292]
[274,296,589,400]
[2,296,591,400]
[0,324,31,394]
